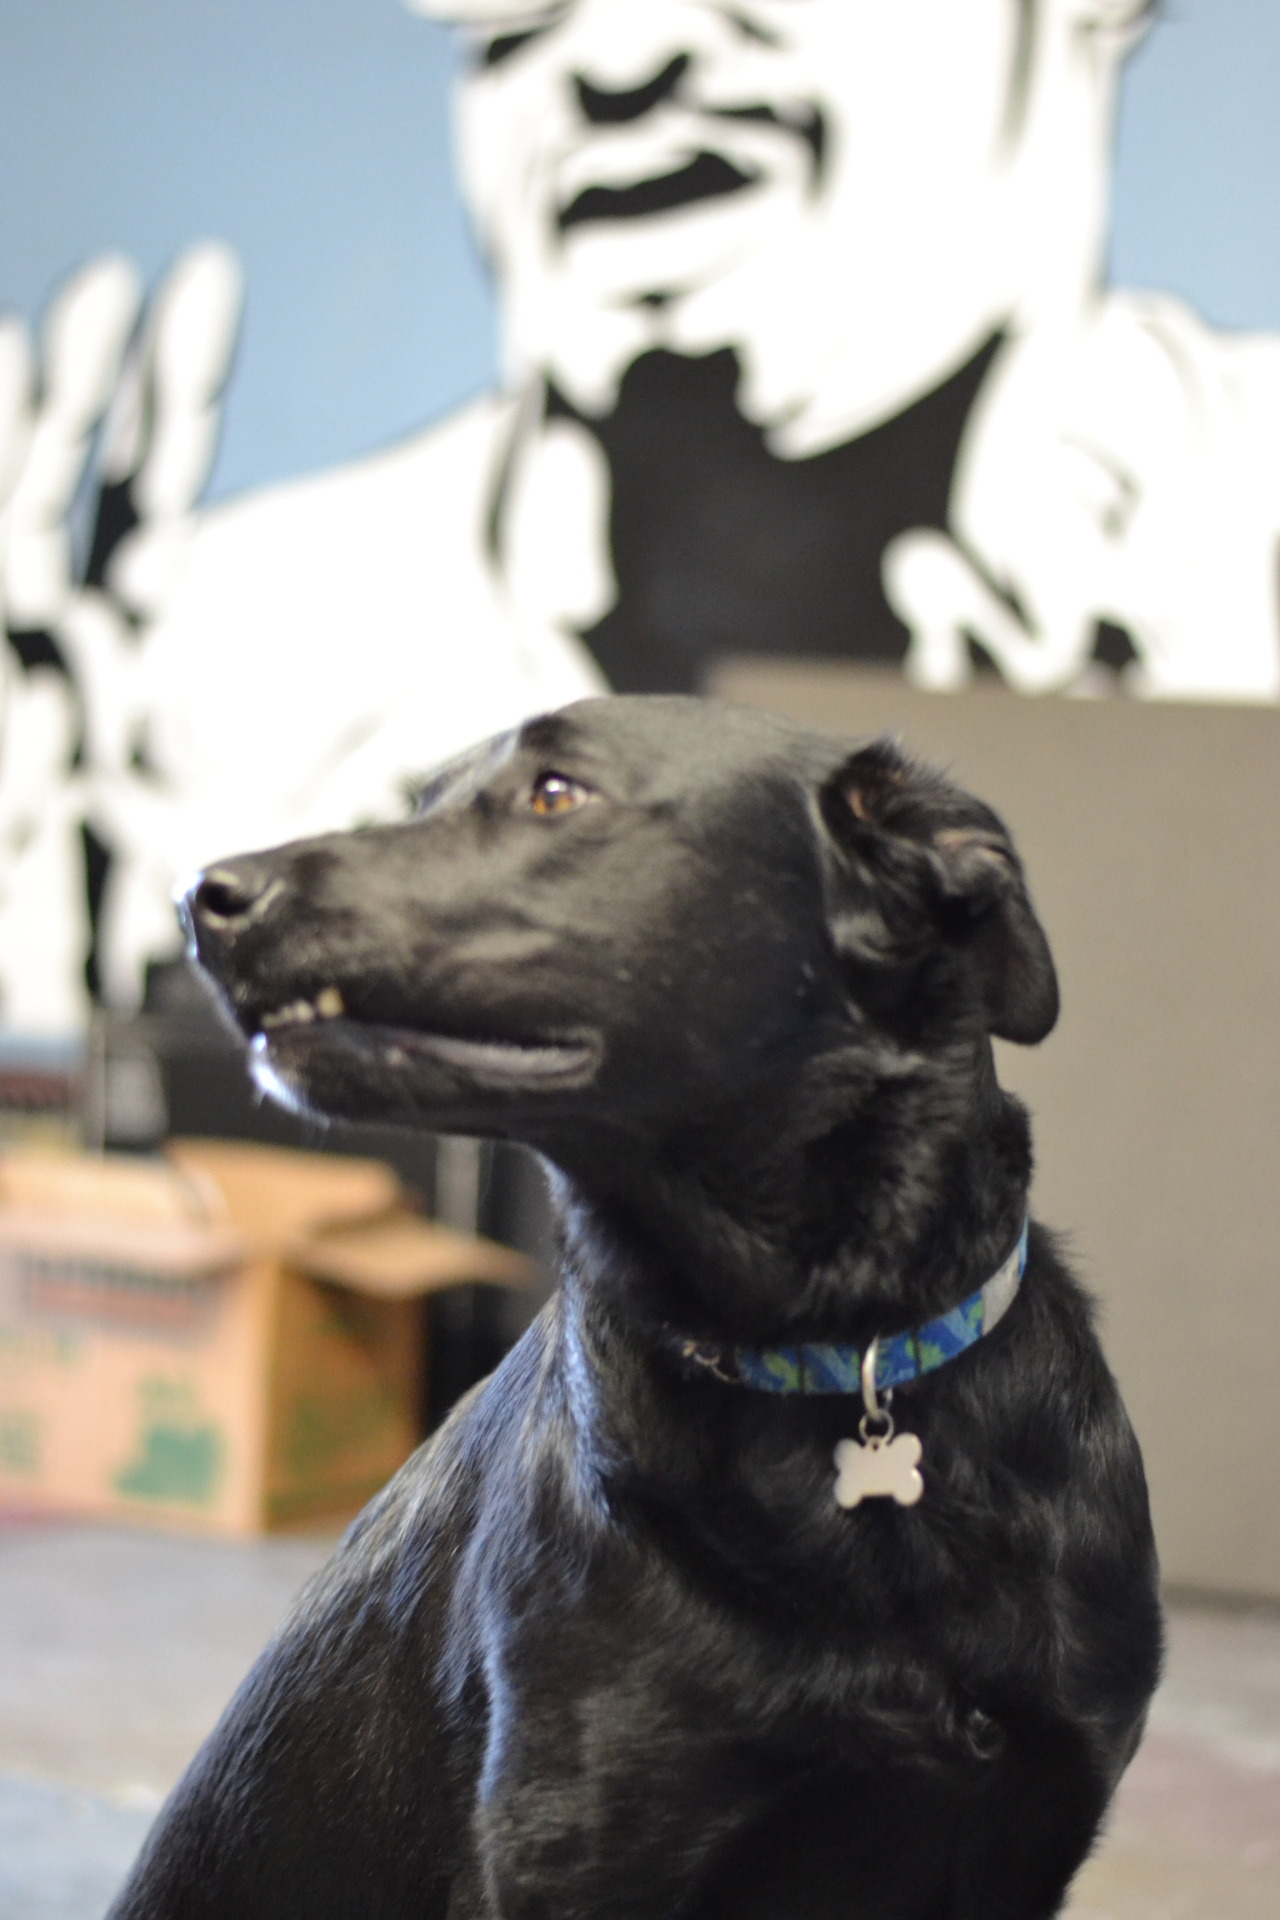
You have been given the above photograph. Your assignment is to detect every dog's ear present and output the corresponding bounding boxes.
[819,740,1059,1046]
[925,825,1060,1044]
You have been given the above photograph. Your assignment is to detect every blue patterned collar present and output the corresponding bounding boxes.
[673,1221,1029,1396]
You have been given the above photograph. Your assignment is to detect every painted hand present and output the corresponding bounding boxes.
[0,246,242,1028]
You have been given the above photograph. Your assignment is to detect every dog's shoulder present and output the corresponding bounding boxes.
[339,1299,569,1586]
[108,1311,568,1917]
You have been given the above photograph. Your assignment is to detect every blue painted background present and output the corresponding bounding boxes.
[1,0,1276,501]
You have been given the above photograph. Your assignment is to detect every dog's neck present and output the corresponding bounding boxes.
[549,1038,1033,1354]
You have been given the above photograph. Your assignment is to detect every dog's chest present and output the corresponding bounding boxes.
[473,1572,1001,1920]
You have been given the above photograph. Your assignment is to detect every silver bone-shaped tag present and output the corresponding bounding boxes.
[834,1431,924,1508]
[833,1337,925,1509]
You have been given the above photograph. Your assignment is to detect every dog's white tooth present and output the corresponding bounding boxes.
[262,1000,314,1030]
[314,986,345,1019]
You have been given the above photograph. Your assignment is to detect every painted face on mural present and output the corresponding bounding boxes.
[431,0,1135,451]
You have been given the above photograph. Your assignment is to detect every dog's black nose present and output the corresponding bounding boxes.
[183,858,284,954]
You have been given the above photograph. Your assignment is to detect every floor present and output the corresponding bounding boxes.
[1,1519,1278,1918]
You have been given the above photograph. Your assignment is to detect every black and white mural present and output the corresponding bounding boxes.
[3,0,1279,1040]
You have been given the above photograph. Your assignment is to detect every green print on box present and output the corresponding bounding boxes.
[0,1408,40,1475]
[114,1376,224,1506]
[285,1382,399,1482]
[0,1324,83,1368]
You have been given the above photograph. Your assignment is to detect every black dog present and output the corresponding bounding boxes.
[113,695,1161,1919]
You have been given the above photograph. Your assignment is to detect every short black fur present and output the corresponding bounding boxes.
[113,695,1161,1919]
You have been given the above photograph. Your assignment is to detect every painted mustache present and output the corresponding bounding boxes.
[556,103,826,232]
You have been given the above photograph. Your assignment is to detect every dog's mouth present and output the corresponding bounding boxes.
[242,982,600,1110]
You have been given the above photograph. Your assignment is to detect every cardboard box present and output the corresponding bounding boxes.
[0,1139,534,1534]
[0,1037,83,1154]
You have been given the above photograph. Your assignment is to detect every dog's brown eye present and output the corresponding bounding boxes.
[529,772,591,817]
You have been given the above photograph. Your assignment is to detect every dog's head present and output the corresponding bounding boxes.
[182,696,1056,1153]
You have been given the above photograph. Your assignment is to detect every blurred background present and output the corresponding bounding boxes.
[4,1,1280,497]
[1,3,1279,1914]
